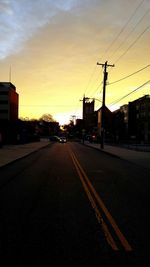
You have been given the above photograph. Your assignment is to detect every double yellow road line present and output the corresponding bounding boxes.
[69,148,132,251]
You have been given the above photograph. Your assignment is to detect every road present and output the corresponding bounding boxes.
[0,142,149,266]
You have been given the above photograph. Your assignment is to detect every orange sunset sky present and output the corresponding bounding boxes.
[0,0,149,125]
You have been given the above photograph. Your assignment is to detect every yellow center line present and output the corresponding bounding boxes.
[69,149,118,251]
[68,147,132,252]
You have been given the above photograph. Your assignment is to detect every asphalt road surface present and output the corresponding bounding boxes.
[0,142,150,266]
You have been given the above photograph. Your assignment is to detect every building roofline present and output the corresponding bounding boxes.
[0,82,16,90]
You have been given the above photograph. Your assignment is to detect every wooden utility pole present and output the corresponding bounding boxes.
[97,61,114,149]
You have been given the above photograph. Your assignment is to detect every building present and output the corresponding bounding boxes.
[120,104,128,125]
[97,105,113,142]
[128,95,150,144]
[81,94,150,144]
[112,96,150,144]
[112,104,128,143]
[82,97,95,132]
[0,82,19,121]
[0,82,19,144]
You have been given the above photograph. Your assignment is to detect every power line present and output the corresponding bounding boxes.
[83,64,97,96]
[109,80,150,107]
[81,0,148,105]
[101,0,145,59]
[82,0,147,100]
[114,24,150,64]
[109,9,150,61]
[73,102,82,118]
[82,62,103,101]
[88,81,103,98]
[108,65,150,85]
[85,68,102,97]
[84,61,107,98]
[20,104,75,107]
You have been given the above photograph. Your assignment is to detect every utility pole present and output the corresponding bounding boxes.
[97,61,114,149]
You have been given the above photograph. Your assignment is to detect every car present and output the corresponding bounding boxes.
[59,137,67,143]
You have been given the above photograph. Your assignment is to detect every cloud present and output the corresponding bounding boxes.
[0,0,78,59]
[54,0,77,11]
[0,0,149,61]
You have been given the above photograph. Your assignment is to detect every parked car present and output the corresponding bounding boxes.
[85,134,99,143]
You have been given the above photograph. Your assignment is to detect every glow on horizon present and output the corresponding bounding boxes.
[0,0,149,125]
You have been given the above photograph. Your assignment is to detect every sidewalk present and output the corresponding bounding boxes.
[0,139,50,168]
[84,142,150,170]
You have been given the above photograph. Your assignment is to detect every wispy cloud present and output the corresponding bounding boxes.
[1,0,146,60]
[54,0,77,11]
[0,0,78,59]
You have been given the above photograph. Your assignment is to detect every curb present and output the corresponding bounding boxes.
[0,143,51,170]
[83,143,121,159]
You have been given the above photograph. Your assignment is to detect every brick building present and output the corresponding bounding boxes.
[128,95,150,144]
[0,82,19,121]
[0,82,19,143]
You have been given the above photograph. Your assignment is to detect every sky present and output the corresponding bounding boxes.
[0,0,149,125]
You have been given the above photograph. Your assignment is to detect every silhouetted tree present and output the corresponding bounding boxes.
[39,114,54,122]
